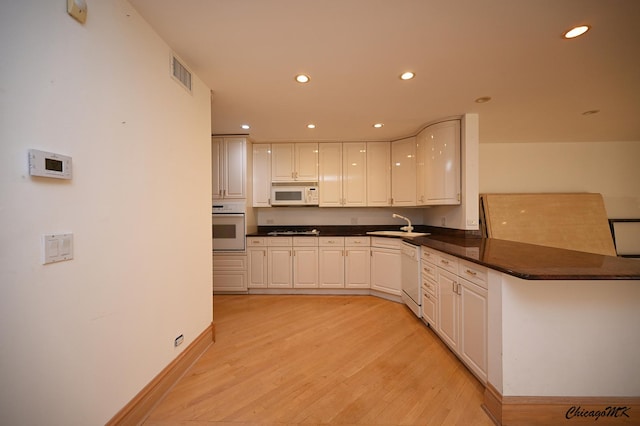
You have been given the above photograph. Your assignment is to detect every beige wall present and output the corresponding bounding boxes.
[0,1,212,424]
[479,141,640,218]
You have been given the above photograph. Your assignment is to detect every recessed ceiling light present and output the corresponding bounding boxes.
[307,123,316,129]
[582,109,600,116]
[295,74,310,83]
[373,123,384,128]
[400,71,415,80]
[564,25,590,39]
[475,96,492,103]
[241,124,250,130]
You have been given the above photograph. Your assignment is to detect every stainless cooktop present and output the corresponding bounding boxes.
[267,229,320,236]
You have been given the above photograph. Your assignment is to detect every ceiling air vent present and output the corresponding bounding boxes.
[171,54,192,93]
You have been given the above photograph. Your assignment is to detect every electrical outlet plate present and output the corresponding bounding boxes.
[174,334,184,347]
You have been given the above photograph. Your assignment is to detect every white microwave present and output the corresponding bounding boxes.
[271,185,319,206]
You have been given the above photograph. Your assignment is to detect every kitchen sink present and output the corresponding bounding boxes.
[366,230,429,238]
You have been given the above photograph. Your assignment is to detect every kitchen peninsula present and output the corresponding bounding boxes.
[244,227,640,425]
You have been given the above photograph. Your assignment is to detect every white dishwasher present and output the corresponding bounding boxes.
[401,241,422,317]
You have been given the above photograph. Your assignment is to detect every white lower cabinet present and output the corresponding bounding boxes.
[265,237,319,288]
[437,269,459,351]
[293,238,319,288]
[319,237,345,288]
[345,237,370,288]
[318,236,371,289]
[267,237,293,288]
[247,237,268,288]
[433,250,488,383]
[213,253,248,292]
[458,274,488,382]
[370,237,402,296]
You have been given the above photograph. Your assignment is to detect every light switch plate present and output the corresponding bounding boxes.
[43,233,74,264]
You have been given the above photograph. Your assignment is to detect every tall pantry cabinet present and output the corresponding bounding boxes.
[212,136,249,293]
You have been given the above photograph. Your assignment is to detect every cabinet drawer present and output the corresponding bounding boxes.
[319,237,345,247]
[267,237,293,246]
[421,262,437,282]
[213,254,247,270]
[421,247,440,265]
[293,237,319,247]
[437,252,458,274]
[421,275,437,296]
[345,236,370,246]
[247,236,267,247]
[459,259,487,289]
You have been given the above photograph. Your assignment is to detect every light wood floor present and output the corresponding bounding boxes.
[144,295,494,425]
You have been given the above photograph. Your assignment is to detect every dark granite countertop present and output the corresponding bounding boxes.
[249,225,640,280]
[413,235,640,280]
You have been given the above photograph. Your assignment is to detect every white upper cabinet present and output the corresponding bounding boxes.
[252,143,271,207]
[391,136,417,206]
[318,143,342,206]
[342,142,367,206]
[417,120,461,205]
[271,142,318,182]
[366,141,391,207]
[319,142,367,207]
[212,137,246,200]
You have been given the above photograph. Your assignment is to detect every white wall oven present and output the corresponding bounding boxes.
[212,203,245,252]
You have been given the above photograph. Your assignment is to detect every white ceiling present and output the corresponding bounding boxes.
[129,0,640,143]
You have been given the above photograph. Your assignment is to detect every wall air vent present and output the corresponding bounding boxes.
[171,54,192,93]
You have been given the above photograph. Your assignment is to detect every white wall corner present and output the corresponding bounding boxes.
[462,113,480,230]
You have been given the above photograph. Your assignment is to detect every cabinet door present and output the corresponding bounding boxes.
[415,130,428,205]
[224,137,246,199]
[391,136,416,206]
[342,142,367,206]
[366,142,391,206]
[267,247,292,288]
[319,143,343,207]
[295,142,319,181]
[426,120,460,205]
[293,247,318,288]
[437,269,459,351]
[212,137,245,200]
[370,247,401,296]
[252,144,271,207]
[345,247,370,288]
[459,277,488,382]
[211,137,224,200]
[247,248,268,288]
[271,143,295,182]
[422,288,437,327]
[319,247,345,288]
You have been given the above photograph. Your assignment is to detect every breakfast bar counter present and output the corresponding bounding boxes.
[412,234,640,280]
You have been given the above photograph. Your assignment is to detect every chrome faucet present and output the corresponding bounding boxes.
[392,213,414,232]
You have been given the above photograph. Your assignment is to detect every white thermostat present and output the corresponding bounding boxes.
[29,149,72,179]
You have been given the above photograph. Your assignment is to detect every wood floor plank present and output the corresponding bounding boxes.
[144,295,493,425]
